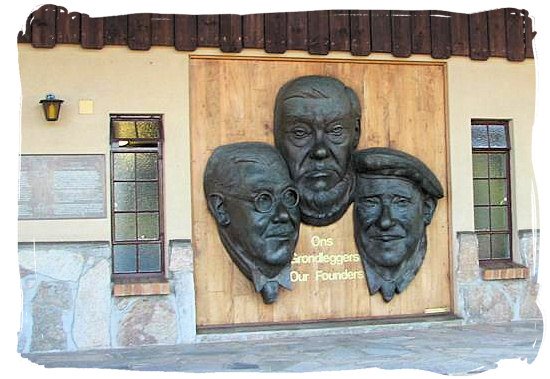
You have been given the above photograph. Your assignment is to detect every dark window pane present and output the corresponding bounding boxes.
[114,182,136,211]
[488,124,508,148]
[137,182,159,211]
[136,121,160,139]
[138,244,162,272]
[491,234,511,259]
[472,125,489,148]
[113,121,137,139]
[472,154,488,178]
[137,213,159,240]
[473,180,489,205]
[474,207,490,231]
[490,179,508,205]
[489,153,507,178]
[136,153,158,180]
[113,245,137,273]
[115,213,136,241]
[114,153,135,180]
[491,207,509,231]
[477,234,491,259]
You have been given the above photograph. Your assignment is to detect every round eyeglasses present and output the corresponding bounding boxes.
[225,187,300,213]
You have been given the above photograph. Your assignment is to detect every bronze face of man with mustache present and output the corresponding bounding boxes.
[204,142,301,304]
[352,148,444,302]
[274,76,361,226]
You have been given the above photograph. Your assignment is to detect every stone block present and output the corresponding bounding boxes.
[519,282,542,319]
[173,271,197,343]
[73,259,112,349]
[461,283,515,323]
[456,233,480,282]
[19,244,85,282]
[116,297,178,347]
[169,240,193,273]
[31,281,72,352]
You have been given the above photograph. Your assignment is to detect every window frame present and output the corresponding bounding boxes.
[109,114,166,281]
[471,119,514,262]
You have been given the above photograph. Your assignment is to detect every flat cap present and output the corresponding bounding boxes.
[353,147,444,199]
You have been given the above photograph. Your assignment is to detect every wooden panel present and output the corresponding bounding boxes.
[197,15,220,47]
[349,10,371,56]
[411,11,431,54]
[174,15,197,51]
[391,10,412,57]
[469,12,489,60]
[265,13,287,53]
[329,10,350,51]
[32,4,57,48]
[450,13,469,56]
[371,10,391,52]
[103,15,127,45]
[219,14,242,53]
[286,12,308,50]
[525,11,534,58]
[56,7,80,44]
[307,11,330,55]
[506,8,525,62]
[151,14,174,46]
[430,11,451,59]
[81,15,104,49]
[242,14,264,48]
[488,9,506,57]
[128,13,151,50]
[190,57,451,327]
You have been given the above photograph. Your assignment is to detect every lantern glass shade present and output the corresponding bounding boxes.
[39,95,64,121]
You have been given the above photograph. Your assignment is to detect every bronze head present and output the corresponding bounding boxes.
[274,75,361,226]
[352,148,444,302]
[204,142,301,303]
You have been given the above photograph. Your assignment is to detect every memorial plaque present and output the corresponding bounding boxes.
[19,155,106,220]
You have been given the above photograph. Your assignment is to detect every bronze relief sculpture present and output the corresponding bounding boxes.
[203,142,301,304]
[273,75,361,226]
[352,148,444,302]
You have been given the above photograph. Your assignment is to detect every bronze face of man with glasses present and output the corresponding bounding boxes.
[204,142,301,304]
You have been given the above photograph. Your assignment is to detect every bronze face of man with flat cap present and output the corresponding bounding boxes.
[204,142,301,304]
[274,75,361,226]
[352,148,444,302]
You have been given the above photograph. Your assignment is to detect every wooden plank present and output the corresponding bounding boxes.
[81,15,104,49]
[265,12,287,53]
[349,10,371,56]
[197,15,220,47]
[469,12,489,60]
[371,10,391,52]
[308,10,330,55]
[18,12,33,43]
[128,13,151,50]
[174,15,197,51]
[329,10,350,51]
[151,14,174,46]
[219,14,242,53]
[103,15,127,45]
[56,7,81,44]
[506,8,525,61]
[524,10,534,58]
[287,12,308,50]
[242,14,264,48]
[488,9,506,57]
[430,11,451,59]
[391,10,412,57]
[32,4,57,48]
[450,12,469,56]
[411,10,430,54]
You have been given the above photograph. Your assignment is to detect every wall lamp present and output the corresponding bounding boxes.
[39,94,64,121]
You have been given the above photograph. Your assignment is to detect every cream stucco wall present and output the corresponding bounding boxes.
[18,45,537,261]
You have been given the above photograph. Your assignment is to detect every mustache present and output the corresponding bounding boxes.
[264,225,296,238]
[296,163,342,180]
